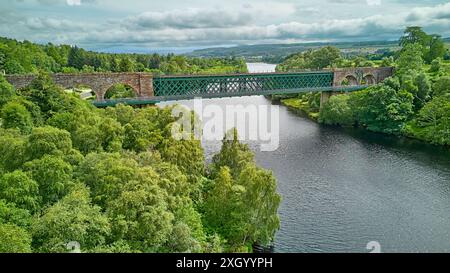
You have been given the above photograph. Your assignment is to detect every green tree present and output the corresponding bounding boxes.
[32,185,111,253]
[3,60,25,74]
[399,26,430,48]
[210,128,254,179]
[24,155,73,206]
[0,199,32,228]
[307,46,342,69]
[119,58,135,72]
[107,168,174,251]
[349,84,414,134]
[413,73,431,110]
[67,46,85,70]
[405,95,450,145]
[0,223,32,253]
[276,46,341,71]
[235,164,281,247]
[0,171,40,212]
[75,153,140,208]
[432,77,450,97]
[25,126,73,161]
[319,95,354,126]
[425,35,446,63]
[19,73,69,117]
[1,101,33,134]
[399,27,446,64]
[429,57,442,73]
[396,43,424,75]
[0,129,26,172]
[0,75,15,106]
[104,84,137,99]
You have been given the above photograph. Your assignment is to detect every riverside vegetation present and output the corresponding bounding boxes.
[275,27,450,147]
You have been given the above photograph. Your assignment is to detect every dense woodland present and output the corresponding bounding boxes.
[0,37,248,75]
[277,27,450,146]
[0,73,280,253]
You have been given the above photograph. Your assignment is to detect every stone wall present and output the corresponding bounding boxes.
[332,67,394,87]
[5,73,154,101]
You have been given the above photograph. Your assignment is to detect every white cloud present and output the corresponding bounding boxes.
[2,1,450,48]
[66,0,81,5]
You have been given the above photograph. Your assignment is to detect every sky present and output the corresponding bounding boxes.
[1,0,450,53]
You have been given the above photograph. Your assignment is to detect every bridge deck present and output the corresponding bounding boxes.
[93,85,368,107]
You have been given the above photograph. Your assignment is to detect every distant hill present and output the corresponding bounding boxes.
[186,40,404,63]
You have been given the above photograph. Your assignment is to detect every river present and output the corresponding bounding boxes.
[159,62,450,253]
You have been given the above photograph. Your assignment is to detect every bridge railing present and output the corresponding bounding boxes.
[153,72,334,98]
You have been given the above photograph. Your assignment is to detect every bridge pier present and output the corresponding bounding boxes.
[320,91,342,109]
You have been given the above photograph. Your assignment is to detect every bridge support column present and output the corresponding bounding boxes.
[320,92,332,109]
[320,91,343,109]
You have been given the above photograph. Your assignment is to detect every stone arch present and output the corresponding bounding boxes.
[64,83,97,101]
[362,74,376,85]
[103,83,139,100]
[341,75,358,86]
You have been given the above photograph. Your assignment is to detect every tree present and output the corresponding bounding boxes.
[381,56,395,67]
[0,171,40,212]
[396,43,424,75]
[405,95,450,145]
[319,95,354,126]
[32,185,111,253]
[235,164,281,247]
[1,101,33,134]
[0,129,26,172]
[399,27,446,64]
[123,116,163,152]
[159,136,205,180]
[349,84,414,134]
[413,73,431,110]
[276,46,342,71]
[425,35,446,64]
[432,77,450,97]
[399,26,430,48]
[0,75,15,106]
[75,153,140,208]
[107,168,174,251]
[210,128,254,179]
[19,73,69,117]
[204,163,281,250]
[3,60,25,74]
[24,155,73,206]
[203,166,242,238]
[0,199,32,228]
[25,126,73,161]
[104,84,137,99]
[0,223,32,253]
[67,46,85,70]
[429,58,442,73]
[307,46,342,69]
[99,117,124,152]
[119,57,135,72]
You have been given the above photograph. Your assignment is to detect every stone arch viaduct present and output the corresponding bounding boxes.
[4,67,394,107]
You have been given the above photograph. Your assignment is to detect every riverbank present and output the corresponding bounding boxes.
[277,94,450,149]
[280,97,320,121]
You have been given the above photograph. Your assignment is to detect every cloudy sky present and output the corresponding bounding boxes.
[1,0,450,52]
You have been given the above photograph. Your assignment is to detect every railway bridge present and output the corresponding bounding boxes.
[4,67,394,107]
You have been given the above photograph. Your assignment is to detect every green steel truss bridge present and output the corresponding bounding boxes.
[4,67,394,107]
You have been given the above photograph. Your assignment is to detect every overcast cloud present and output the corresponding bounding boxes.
[1,0,450,51]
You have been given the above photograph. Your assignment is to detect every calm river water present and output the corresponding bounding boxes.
[160,63,450,253]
